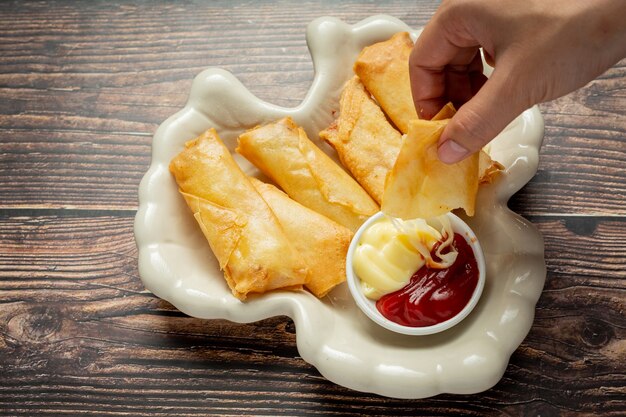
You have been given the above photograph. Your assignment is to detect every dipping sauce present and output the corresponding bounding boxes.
[376,233,479,327]
[352,217,442,299]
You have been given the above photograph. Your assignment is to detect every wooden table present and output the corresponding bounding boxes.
[1,1,624,415]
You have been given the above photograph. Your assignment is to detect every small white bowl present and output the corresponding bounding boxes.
[346,211,486,336]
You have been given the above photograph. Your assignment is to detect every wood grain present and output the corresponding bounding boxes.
[510,62,626,216]
[0,1,624,215]
[0,213,624,416]
[0,1,625,416]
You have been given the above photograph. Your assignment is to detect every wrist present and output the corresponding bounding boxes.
[581,0,626,63]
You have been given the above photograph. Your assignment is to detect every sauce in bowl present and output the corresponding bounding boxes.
[346,212,485,335]
[376,233,479,327]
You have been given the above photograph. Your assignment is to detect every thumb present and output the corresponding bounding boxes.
[437,69,531,164]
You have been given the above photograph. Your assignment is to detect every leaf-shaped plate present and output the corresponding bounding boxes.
[134,15,546,399]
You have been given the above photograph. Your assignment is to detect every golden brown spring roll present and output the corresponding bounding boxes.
[320,76,402,204]
[353,32,417,133]
[250,178,352,298]
[169,128,308,300]
[382,119,479,219]
[236,117,379,231]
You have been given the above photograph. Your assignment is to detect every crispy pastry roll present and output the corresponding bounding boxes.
[236,117,379,232]
[382,118,480,219]
[250,178,352,298]
[353,31,417,133]
[320,76,402,204]
[354,33,503,184]
[169,128,308,300]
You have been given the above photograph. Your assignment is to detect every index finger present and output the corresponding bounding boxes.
[409,11,480,118]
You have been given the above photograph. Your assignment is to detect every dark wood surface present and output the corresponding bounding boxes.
[1,1,624,415]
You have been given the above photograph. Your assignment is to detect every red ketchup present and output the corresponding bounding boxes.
[376,233,479,327]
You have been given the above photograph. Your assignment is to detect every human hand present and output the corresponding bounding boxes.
[410,0,626,163]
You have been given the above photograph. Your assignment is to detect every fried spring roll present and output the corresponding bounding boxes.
[353,32,417,133]
[169,129,308,300]
[251,178,352,298]
[320,76,402,204]
[382,119,479,219]
[236,117,379,231]
[354,33,503,184]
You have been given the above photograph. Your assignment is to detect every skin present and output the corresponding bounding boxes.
[409,0,626,163]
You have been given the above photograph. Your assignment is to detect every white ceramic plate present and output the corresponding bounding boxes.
[135,15,546,399]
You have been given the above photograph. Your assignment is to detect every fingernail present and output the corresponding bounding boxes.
[438,139,469,164]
